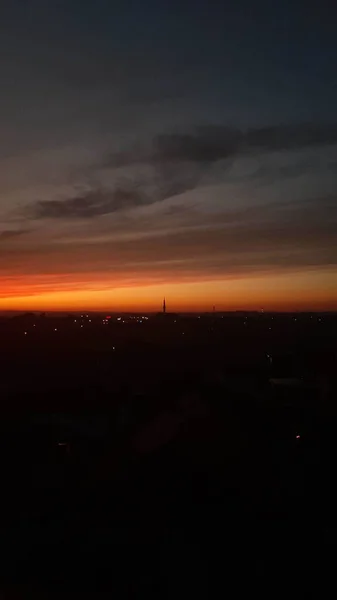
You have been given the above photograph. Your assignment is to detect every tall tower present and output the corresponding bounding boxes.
[163,297,166,314]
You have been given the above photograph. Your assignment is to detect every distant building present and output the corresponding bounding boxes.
[154,297,178,321]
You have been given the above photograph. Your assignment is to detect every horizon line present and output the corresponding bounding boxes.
[1,308,336,316]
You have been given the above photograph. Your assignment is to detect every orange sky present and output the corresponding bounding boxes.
[0,268,336,312]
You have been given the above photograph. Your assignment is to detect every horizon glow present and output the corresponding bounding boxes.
[0,268,335,312]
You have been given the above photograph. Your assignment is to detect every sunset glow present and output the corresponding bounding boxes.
[0,3,336,314]
[0,269,336,312]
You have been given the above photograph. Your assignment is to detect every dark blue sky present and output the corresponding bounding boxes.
[2,0,337,128]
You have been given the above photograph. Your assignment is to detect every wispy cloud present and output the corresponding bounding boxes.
[24,123,337,224]
[0,228,30,240]
[3,193,336,277]
[107,123,337,168]
[29,187,146,219]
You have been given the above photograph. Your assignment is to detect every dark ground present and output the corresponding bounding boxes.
[0,311,336,598]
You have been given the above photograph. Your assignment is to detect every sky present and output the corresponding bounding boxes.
[0,0,336,312]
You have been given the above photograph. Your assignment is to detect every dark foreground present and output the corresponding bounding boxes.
[0,312,336,598]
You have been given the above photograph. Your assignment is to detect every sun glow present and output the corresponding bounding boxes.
[0,268,336,312]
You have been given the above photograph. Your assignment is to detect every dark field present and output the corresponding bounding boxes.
[0,311,336,598]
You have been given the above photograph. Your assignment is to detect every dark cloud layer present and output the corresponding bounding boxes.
[27,122,337,221]
[2,206,336,278]
[0,229,29,240]
[30,188,146,219]
[109,123,337,167]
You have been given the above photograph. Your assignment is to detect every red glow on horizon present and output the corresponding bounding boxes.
[0,268,335,313]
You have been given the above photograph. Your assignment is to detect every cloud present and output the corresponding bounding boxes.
[0,228,29,240]
[153,127,242,162]
[29,187,147,219]
[244,124,337,151]
[20,122,337,224]
[27,165,204,221]
[93,123,337,213]
[4,193,336,277]
[107,123,337,168]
